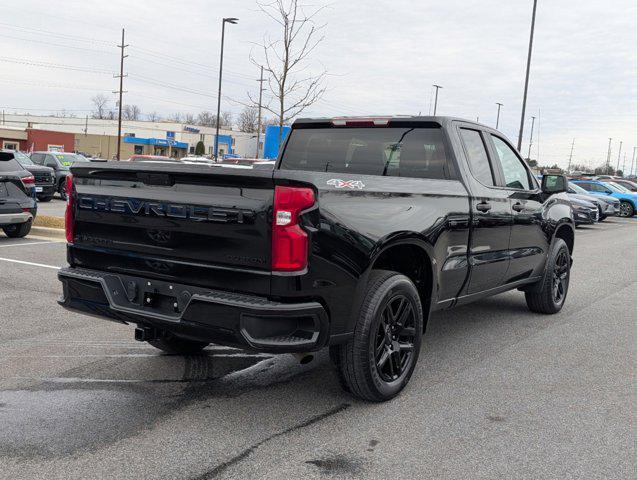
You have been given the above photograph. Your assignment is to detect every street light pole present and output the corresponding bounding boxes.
[615,140,622,173]
[606,138,612,171]
[631,146,636,176]
[214,17,238,162]
[432,85,443,115]
[495,102,503,129]
[517,0,538,152]
[527,115,536,160]
[567,138,575,173]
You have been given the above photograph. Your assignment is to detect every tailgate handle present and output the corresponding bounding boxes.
[137,173,174,186]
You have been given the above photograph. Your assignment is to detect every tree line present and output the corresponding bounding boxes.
[91,95,278,133]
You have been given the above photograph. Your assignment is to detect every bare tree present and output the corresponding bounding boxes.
[123,104,142,121]
[147,111,162,122]
[237,106,259,133]
[167,112,183,123]
[250,0,327,142]
[91,94,109,119]
[220,111,233,128]
[183,113,196,125]
[197,111,216,127]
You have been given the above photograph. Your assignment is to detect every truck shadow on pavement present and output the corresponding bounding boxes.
[0,290,550,461]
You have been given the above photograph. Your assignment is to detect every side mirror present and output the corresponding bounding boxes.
[541,174,567,194]
[605,190,613,195]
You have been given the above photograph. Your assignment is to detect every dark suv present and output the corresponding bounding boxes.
[30,152,90,200]
[0,152,37,238]
[4,150,56,202]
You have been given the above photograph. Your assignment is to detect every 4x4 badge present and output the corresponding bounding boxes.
[327,179,365,189]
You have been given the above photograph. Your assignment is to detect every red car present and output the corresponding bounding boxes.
[128,155,178,163]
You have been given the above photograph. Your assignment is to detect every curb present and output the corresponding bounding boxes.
[30,226,66,240]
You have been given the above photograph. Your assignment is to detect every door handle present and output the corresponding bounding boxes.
[512,202,524,212]
[476,202,492,212]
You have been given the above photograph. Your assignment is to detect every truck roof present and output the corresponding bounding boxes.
[292,115,486,129]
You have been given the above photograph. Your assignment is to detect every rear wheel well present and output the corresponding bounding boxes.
[371,244,433,329]
[554,224,574,254]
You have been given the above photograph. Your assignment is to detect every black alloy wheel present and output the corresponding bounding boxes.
[330,270,423,402]
[374,295,416,383]
[552,249,569,306]
[525,238,570,314]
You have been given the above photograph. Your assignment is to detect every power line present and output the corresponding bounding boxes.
[0,32,114,55]
[0,22,113,46]
[0,57,113,74]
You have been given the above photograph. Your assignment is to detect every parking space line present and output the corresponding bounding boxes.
[0,240,63,248]
[0,257,60,270]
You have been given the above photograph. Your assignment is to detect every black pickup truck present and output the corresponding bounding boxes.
[58,116,575,401]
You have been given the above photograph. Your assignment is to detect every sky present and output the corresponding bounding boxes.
[2,0,636,171]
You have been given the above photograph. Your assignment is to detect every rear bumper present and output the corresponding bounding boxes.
[0,212,33,226]
[57,267,329,353]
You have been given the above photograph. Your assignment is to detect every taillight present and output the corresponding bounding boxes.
[65,175,74,243]
[21,175,35,187]
[272,186,315,272]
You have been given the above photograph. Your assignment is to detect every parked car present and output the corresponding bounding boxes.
[567,181,619,220]
[0,150,36,198]
[4,149,57,202]
[180,156,215,165]
[30,151,90,200]
[572,179,637,217]
[58,116,575,402]
[0,152,37,238]
[568,196,598,226]
[611,179,637,192]
[128,155,178,163]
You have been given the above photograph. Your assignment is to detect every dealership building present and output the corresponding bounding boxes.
[0,114,259,159]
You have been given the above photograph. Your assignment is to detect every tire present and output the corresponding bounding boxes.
[525,238,570,314]
[330,270,423,402]
[38,195,53,202]
[148,333,208,355]
[619,201,634,217]
[58,181,68,201]
[2,221,32,238]
[598,214,607,222]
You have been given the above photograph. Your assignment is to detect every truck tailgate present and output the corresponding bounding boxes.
[69,162,274,294]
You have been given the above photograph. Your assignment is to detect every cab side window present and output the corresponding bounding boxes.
[31,153,44,165]
[490,136,531,190]
[459,128,494,186]
[44,155,58,169]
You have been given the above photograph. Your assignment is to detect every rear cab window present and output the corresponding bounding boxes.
[459,128,495,186]
[279,126,456,180]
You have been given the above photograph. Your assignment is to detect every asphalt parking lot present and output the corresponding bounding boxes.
[0,219,635,480]
[34,197,66,217]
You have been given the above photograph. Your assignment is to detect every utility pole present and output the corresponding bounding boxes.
[622,152,626,176]
[255,65,265,158]
[567,138,575,173]
[432,84,442,115]
[527,115,536,160]
[84,115,88,136]
[606,138,612,171]
[495,102,503,129]
[114,28,128,161]
[517,0,538,151]
[616,140,622,173]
